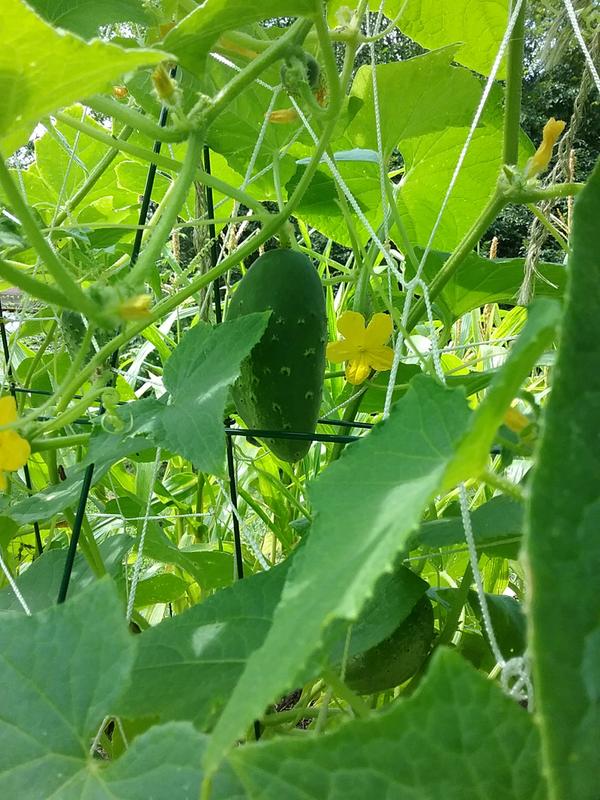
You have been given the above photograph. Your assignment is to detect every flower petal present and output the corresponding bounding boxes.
[337,310,366,345]
[527,117,566,177]
[0,396,17,425]
[365,313,393,347]
[327,340,358,363]
[0,471,6,491]
[367,345,395,371]
[0,431,30,471]
[345,354,371,385]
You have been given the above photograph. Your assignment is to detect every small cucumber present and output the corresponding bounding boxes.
[344,596,435,694]
[226,248,327,462]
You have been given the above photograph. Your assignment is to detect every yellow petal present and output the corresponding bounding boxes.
[118,294,153,321]
[367,344,395,371]
[504,406,530,434]
[337,310,366,345]
[364,313,393,348]
[345,353,371,385]
[527,117,566,177]
[0,430,30,471]
[327,340,359,363]
[268,108,299,124]
[0,471,6,491]
[0,396,17,425]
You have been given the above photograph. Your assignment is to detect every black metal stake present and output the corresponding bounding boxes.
[0,297,43,555]
[57,73,177,604]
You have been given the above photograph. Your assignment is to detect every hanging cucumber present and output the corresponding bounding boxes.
[225,248,327,462]
[344,595,435,694]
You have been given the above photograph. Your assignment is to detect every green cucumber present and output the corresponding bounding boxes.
[344,596,435,694]
[226,248,327,462]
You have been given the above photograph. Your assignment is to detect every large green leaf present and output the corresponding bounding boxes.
[345,48,483,160]
[117,561,289,729]
[163,0,319,78]
[205,376,472,768]
[393,0,511,78]
[153,314,269,476]
[0,0,167,153]
[0,579,132,795]
[412,249,566,320]
[525,161,600,798]
[0,536,132,612]
[412,494,523,559]
[25,0,151,39]
[229,649,544,799]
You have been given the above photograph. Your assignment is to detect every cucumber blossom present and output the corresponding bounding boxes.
[344,596,435,694]
[225,249,327,462]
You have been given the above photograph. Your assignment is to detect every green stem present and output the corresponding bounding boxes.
[502,0,526,166]
[480,469,525,503]
[436,563,474,648]
[86,95,189,142]
[201,18,314,128]
[0,258,74,309]
[406,190,506,331]
[0,153,98,318]
[527,203,568,252]
[30,434,90,452]
[322,668,370,718]
[124,131,205,289]
[53,112,267,215]
[516,182,584,202]
[18,320,58,413]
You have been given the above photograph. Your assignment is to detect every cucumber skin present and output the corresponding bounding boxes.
[344,596,435,694]
[226,249,327,462]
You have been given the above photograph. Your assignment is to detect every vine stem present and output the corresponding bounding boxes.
[503,0,527,166]
[406,190,507,332]
[124,131,205,289]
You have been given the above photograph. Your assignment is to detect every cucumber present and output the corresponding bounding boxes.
[344,596,435,694]
[225,248,327,462]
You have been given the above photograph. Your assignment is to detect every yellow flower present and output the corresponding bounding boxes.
[0,396,30,491]
[118,293,153,321]
[526,117,566,177]
[327,311,394,385]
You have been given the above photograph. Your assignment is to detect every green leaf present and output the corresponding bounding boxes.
[0,579,133,796]
[25,0,151,39]
[468,590,526,660]
[345,48,484,160]
[412,494,523,559]
[0,536,132,612]
[142,522,238,592]
[0,0,167,153]
[154,315,269,476]
[206,376,472,769]
[163,0,319,78]
[525,160,600,798]
[393,0,511,78]
[229,649,544,799]
[412,248,566,320]
[116,562,289,729]
[133,573,189,608]
[444,298,561,488]
[7,398,161,524]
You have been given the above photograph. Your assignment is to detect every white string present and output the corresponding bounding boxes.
[0,549,31,615]
[289,97,403,283]
[125,446,162,622]
[562,0,600,95]
[367,4,390,240]
[383,0,526,418]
